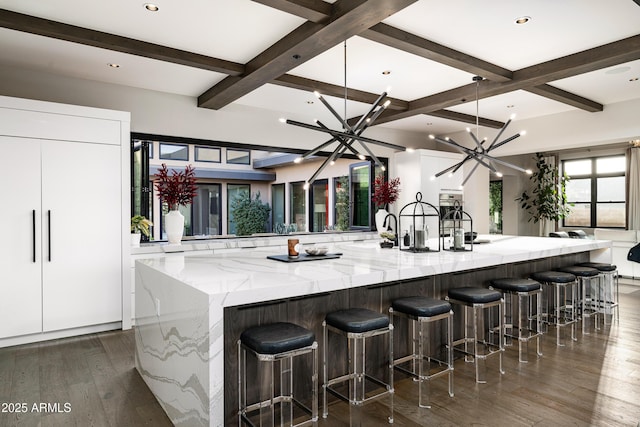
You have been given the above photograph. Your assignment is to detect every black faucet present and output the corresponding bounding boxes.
[383,213,398,246]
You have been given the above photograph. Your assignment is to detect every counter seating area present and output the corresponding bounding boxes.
[133,234,622,426]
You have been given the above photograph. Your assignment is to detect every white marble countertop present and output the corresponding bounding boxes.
[131,230,379,255]
[136,235,612,308]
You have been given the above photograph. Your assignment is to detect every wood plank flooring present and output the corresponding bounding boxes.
[1,279,639,427]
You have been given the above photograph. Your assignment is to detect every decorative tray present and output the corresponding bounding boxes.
[267,253,342,263]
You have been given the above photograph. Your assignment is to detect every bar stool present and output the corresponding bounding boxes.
[558,265,601,334]
[389,296,453,408]
[446,287,504,384]
[577,262,619,324]
[323,308,394,424]
[530,271,578,346]
[238,322,318,426]
[489,278,543,363]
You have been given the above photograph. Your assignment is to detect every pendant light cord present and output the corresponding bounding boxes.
[344,40,347,130]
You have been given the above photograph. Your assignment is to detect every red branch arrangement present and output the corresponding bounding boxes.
[154,164,198,210]
[372,174,401,209]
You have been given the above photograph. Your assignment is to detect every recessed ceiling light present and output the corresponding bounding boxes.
[382,70,391,75]
[144,3,159,12]
[514,16,531,25]
[107,63,120,68]
[507,104,515,108]
[606,66,631,75]
[630,77,639,82]
[306,100,314,104]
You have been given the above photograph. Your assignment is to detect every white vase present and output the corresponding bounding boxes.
[131,233,141,247]
[375,208,389,233]
[165,210,185,244]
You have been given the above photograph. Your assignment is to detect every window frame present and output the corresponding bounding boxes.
[159,142,189,161]
[194,146,221,163]
[562,154,626,229]
[226,148,251,165]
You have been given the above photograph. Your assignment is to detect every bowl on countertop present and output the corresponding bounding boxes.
[305,246,328,256]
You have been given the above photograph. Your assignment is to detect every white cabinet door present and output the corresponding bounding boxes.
[0,137,43,338]
[41,141,122,331]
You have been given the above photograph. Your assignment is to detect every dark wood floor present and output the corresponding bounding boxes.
[1,279,639,427]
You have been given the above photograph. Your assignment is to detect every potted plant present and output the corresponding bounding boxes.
[515,153,572,236]
[154,164,197,244]
[372,174,401,233]
[131,215,153,246]
[379,231,396,249]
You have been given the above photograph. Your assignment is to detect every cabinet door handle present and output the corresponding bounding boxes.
[32,209,36,263]
[48,210,51,262]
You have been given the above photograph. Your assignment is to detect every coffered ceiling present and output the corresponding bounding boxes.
[1,0,639,138]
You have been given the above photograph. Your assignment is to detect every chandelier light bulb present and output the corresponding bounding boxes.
[520,130,527,136]
[279,117,286,123]
[303,182,310,190]
[313,91,321,98]
[358,154,366,160]
[525,169,533,175]
[329,160,335,166]
[428,135,435,140]
[429,175,436,181]
[510,113,517,120]
[496,171,503,177]
[381,166,386,171]
[294,157,303,163]
[448,172,454,178]
[382,100,391,108]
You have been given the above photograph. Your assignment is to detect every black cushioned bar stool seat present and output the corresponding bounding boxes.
[325,308,389,333]
[241,322,315,355]
[577,262,617,272]
[447,287,502,304]
[490,278,543,363]
[530,271,576,283]
[490,278,541,293]
[577,262,620,324]
[323,308,394,423]
[390,297,453,408]
[392,296,451,318]
[558,266,601,333]
[530,271,578,346]
[238,322,318,426]
[446,287,504,383]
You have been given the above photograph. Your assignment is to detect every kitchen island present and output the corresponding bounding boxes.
[134,235,611,426]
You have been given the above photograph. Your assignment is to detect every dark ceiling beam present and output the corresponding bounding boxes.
[374,34,640,124]
[275,74,502,128]
[525,85,603,112]
[426,110,504,129]
[0,9,245,75]
[251,0,332,23]
[272,74,409,110]
[198,0,418,110]
[360,23,513,83]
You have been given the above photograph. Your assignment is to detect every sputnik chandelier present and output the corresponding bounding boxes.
[280,41,406,189]
[429,76,532,188]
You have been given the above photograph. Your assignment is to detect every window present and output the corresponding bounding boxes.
[350,162,371,228]
[195,146,221,163]
[159,143,188,161]
[334,176,349,231]
[191,184,222,236]
[271,183,285,230]
[563,155,625,228]
[489,180,503,234]
[310,180,328,232]
[290,182,306,231]
[227,184,250,235]
[227,149,250,165]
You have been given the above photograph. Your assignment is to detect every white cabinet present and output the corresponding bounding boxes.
[394,149,464,210]
[0,96,130,344]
